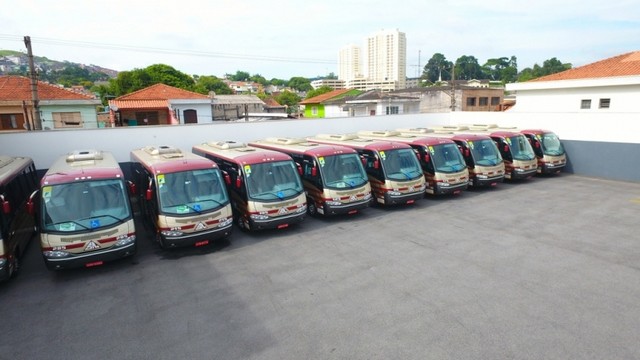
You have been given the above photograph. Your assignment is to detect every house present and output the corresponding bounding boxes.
[392,85,504,113]
[299,89,361,118]
[505,51,640,112]
[224,81,261,94]
[262,97,287,114]
[344,90,421,116]
[108,83,211,126]
[0,75,101,131]
[211,94,266,121]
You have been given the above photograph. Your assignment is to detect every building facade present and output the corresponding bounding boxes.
[364,29,407,90]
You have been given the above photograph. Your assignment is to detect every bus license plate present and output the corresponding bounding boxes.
[195,240,209,247]
[406,199,415,204]
[348,210,358,215]
[85,261,104,268]
[277,224,289,229]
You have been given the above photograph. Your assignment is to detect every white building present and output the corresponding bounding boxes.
[338,44,363,81]
[364,29,407,90]
[506,51,640,113]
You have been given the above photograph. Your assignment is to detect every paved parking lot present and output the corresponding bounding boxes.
[1,174,639,360]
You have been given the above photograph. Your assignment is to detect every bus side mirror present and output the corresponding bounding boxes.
[360,156,367,166]
[128,181,137,195]
[535,141,540,148]
[503,144,510,152]
[236,176,243,188]
[297,164,303,176]
[373,160,380,169]
[423,154,430,163]
[1,197,10,214]
[464,149,470,157]
[311,166,317,177]
[223,172,231,185]
[26,190,38,216]
[145,188,153,201]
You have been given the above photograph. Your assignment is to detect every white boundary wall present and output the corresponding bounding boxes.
[1,111,638,176]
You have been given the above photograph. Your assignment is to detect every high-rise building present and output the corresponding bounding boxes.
[338,44,362,81]
[364,29,406,89]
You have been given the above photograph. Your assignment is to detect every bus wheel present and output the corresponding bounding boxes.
[307,202,317,217]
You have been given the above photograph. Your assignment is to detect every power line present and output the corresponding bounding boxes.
[0,34,337,65]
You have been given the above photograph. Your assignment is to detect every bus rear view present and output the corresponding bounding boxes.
[307,134,426,206]
[358,130,469,196]
[520,129,566,174]
[130,145,233,249]
[37,150,136,270]
[249,137,372,216]
[193,141,306,231]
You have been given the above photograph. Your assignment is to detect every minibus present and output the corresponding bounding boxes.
[130,145,233,248]
[519,129,566,174]
[306,134,426,206]
[192,141,306,231]
[402,128,505,187]
[249,137,372,216]
[34,150,137,270]
[0,155,38,280]
[357,130,469,196]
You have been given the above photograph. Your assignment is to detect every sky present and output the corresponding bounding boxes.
[1,0,639,80]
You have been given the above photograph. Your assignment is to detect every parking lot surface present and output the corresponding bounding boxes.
[1,174,639,360]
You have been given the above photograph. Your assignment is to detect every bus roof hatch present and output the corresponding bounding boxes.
[143,145,183,158]
[65,150,103,163]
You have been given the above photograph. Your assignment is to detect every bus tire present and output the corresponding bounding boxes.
[307,201,317,217]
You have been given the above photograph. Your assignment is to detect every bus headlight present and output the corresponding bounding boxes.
[0,258,6,267]
[218,217,233,227]
[325,201,342,206]
[161,230,184,237]
[476,175,488,179]
[440,182,450,187]
[43,250,71,258]
[115,234,136,246]
[388,190,402,196]
[295,205,307,213]
[515,168,525,172]
[250,214,270,220]
[364,193,372,200]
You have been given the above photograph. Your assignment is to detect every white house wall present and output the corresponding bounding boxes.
[170,102,212,124]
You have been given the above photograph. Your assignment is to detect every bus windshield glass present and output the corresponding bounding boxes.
[158,169,229,215]
[320,153,368,189]
[245,161,303,201]
[540,133,565,156]
[508,135,536,161]
[380,148,423,181]
[42,179,131,232]
[431,143,467,173]
[469,139,502,166]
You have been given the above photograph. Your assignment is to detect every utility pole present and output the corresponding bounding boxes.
[450,65,456,112]
[24,36,42,130]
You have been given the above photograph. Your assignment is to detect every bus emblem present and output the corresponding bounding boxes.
[85,241,100,251]
[278,207,288,215]
[195,222,207,231]
[350,195,357,202]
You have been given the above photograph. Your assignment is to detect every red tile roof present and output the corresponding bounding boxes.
[115,83,209,100]
[109,99,169,109]
[0,75,97,101]
[531,51,640,82]
[300,89,351,105]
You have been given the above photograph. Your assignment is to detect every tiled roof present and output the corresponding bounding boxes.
[263,98,282,107]
[109,99,169,109]
[0,75,97,101]
[531,51,640,82]
[115,83,209,100]
[299,89,351,105]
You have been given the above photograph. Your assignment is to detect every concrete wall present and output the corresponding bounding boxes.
[1,111,639,182]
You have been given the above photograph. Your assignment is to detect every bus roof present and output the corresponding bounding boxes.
[41,150,124,186]
[426,132,494,143]
[249,138,358,158]
[192,141,294,165]
[519,129,557,136]
[130,145,218,175]
[306,134,413,152]
[0,155,33,186]
[357,130,457,147]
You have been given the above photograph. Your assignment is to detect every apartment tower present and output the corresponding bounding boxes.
[338,44,362,81]
[364,29,407,89]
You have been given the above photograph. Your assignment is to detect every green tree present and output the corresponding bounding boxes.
[249,74,268,86]
[269,78,287,86]
[193,75,233,95]
[108,64,194,96]
[517,57,571,82]
[454,55,484,80]
[422,53,453,84]
[287,77,312,92]
[275,90,301,114]
[226,70,251,81]
[305,85,333,99]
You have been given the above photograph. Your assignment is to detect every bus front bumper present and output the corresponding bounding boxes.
[539,162,565,174]
[160,222,233,248]
[382,190,424,206]
[472,175,504,187]
[434,181,468,195]
[507,168,538,180]
[248,212,306,231]
[42,241,137,270]
[323,197,371,216]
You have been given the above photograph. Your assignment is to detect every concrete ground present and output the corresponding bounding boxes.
[1,174,639,360]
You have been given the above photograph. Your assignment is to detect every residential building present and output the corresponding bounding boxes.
[339,44,363,81]
[0,75,101,130]
[392,85,504,113]
[365,29,407,89]
[310,79,345,90]
[224,81,261,94]
[108,83,211,126]
[211,94,265,121]
[344,90,420,116]
[506,51,640,112]
[299,89,361,118]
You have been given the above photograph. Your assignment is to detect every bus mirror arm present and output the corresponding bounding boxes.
[127,181,137,195]
[26,190,39,216]
[222,171,231,185]
[0,195,10,214]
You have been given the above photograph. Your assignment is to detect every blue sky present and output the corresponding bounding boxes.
[1,0,639,80]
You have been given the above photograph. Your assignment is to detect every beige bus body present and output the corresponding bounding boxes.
[306,134,426,206]
[357,130,469,195]
[39,150,136,270]
[130,145,233,249]
[249,138,372,216]
[192,141,306,231]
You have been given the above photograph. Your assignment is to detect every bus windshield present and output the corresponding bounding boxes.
[469,139,502,166]
[158,169,229,215]
[320,153,368,189]
[541,133,565,156]
[42,179,131,232]
[245,160,303,201]
[508,135,536,161]
[380,148,423,181]
[431,143,467,173]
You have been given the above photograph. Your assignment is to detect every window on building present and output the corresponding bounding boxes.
[491,97,500,106]
[599,98,610,109]
[386,106,399,115]
[52,112,83,128]
[466,97,476,106]
[479,97,488,106]
[1,114,19,129]
[135,112,159,125]
[581,99,592,109]
[311,106,318,116]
